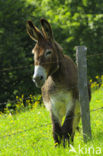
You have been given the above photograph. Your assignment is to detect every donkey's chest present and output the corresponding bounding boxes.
[50,91,73,123]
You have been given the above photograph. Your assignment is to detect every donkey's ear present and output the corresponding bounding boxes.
[40,19,53,41]
[26,20,43,42]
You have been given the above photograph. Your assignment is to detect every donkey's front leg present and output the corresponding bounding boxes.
[51,113,62,146]
[62,111,74,147]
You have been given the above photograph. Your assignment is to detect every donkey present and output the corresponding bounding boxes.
[26,19,90,147]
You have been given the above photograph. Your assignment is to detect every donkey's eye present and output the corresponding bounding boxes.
[45,50,52,57]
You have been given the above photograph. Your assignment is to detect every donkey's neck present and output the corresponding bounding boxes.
[51,56,66,86]
[51,53,77,91]
[51,42,67,87]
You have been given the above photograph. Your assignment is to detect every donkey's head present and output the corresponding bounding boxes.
[26,19,59,88]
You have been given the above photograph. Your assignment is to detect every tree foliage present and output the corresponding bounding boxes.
[0,0,40,105]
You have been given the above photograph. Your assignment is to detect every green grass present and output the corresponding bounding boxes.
[0,87,103,156]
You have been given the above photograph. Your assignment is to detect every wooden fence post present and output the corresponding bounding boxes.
[76,46,92,142]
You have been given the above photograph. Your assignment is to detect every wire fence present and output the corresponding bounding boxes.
[0,53,102,107]
[0,81,102,106]
[0,106,103,139]
[0,50,103,139]
[0,51,102,104]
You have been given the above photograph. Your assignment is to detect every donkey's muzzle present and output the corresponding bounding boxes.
[33,75,44,88]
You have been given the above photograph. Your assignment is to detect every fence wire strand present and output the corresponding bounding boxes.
[0,106,103,139]
[0,53,103,72]
[0,123,51,139]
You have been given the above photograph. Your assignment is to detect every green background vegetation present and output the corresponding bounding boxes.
[0,0,103,106]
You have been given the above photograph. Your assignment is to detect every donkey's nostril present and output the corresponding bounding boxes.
[33,75,43,83]
[40,75,43,80]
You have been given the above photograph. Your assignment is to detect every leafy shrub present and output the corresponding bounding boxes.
[4,95,42,114]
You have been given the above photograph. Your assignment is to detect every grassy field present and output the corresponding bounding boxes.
[0,87,103,156]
